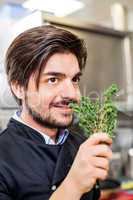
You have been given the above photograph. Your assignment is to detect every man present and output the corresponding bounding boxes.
[0,25,112,200]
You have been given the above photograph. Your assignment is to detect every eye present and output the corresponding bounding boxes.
[48,77,59,84]
[72,76,80,84]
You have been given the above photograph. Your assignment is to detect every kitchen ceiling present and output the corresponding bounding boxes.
[1,0,133,28]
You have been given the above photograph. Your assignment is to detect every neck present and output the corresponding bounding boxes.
[20,110,58,142]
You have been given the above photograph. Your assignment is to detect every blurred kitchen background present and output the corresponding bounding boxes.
[1,0,133,188]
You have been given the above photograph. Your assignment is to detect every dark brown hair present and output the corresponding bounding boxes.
[5,25,87,105]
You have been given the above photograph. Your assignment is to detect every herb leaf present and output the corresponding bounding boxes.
[69,84,119,138]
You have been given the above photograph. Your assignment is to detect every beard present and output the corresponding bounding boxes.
[25,96,74,129]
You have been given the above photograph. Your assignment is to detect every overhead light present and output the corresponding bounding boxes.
[23,0,84,17]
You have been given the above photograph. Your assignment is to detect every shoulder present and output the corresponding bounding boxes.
[0,128,14,154]
[0,122,21,158]
[0,128,11,145]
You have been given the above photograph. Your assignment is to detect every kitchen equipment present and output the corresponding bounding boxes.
[99,178,121,199]
[126,148,133,178]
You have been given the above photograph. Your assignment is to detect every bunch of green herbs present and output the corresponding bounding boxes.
[69,84,119,138]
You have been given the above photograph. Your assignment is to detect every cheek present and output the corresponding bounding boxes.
[76,88,81,103]
[38,89,56,109]
[26,91,41,108]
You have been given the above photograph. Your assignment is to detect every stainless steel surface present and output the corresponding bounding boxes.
[126,148,133,178]
[109,152,122,179]
[43,14,129,37]
[111,3,128,31]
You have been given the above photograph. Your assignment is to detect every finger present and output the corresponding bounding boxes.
[89,144,113,159]
[94,168,108,181]
[85,133,112,146]
[90,157,109,170]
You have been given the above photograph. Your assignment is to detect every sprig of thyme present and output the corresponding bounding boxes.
[69,84,119,138]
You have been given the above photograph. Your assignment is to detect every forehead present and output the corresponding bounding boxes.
[42,52,80,77]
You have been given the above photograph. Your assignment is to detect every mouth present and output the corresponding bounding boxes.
[52,103,72,112]
[54,105,72,110]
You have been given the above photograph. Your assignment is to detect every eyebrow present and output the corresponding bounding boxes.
[42,71,82,78]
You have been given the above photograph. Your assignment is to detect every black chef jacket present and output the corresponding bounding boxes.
[0,118,100,200]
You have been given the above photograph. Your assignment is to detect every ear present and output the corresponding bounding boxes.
[11,81,25,100]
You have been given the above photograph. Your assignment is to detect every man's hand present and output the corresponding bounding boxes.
[65,133,112,196]
[49,133,112,200]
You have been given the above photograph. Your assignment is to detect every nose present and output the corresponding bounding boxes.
[60,79,80,102]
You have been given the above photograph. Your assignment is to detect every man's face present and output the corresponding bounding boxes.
[24,52,81,129]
